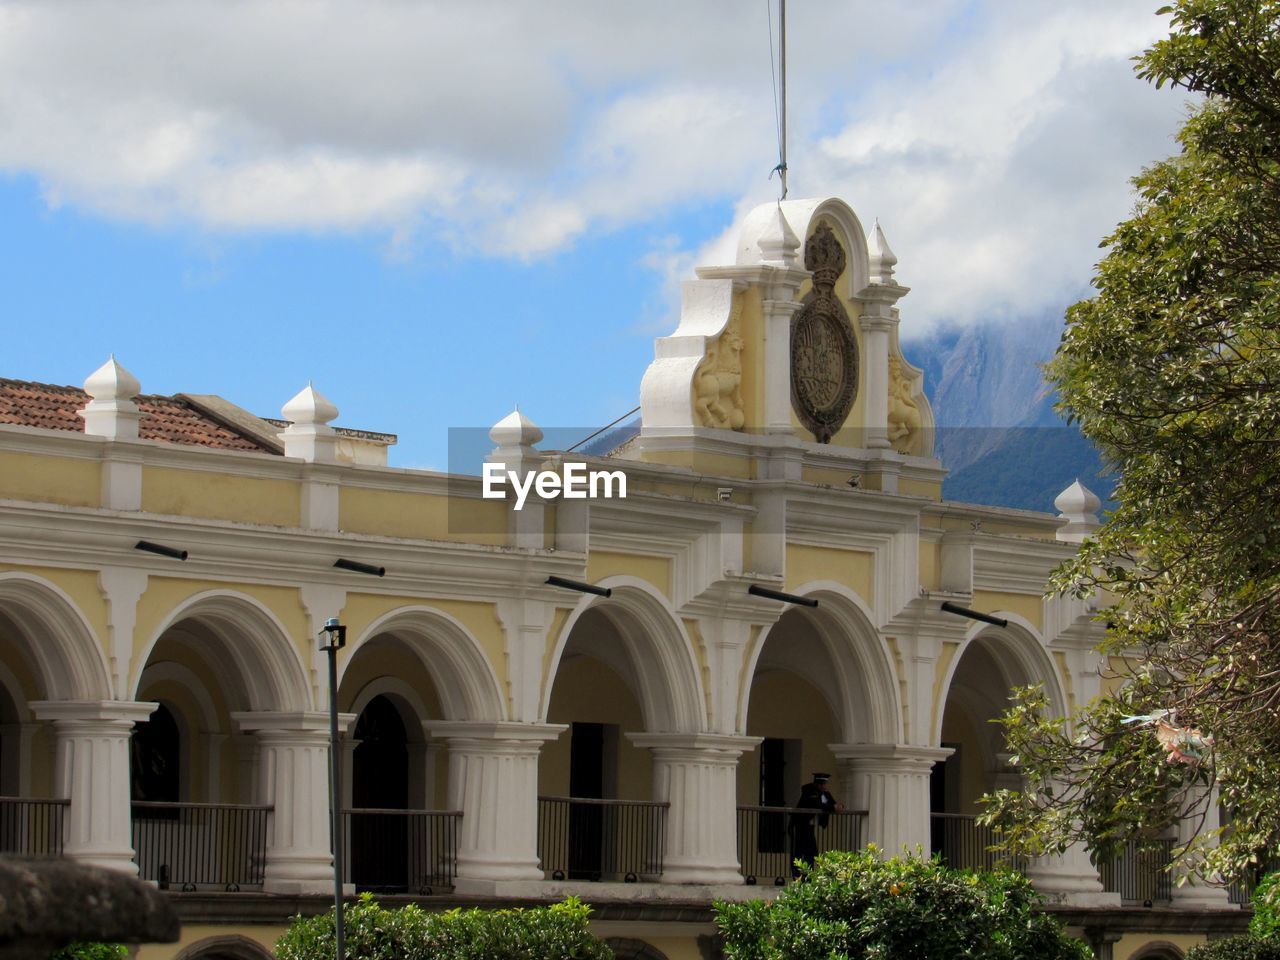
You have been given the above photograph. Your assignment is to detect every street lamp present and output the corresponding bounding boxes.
[318,617,347,960]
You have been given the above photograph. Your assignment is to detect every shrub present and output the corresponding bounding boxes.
[1251,872,1280,942]
[276,893,613,960]
[714,849,1091,960]
[1187,936,1280,960]
[50,944,127,960]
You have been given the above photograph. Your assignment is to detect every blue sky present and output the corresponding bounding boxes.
[0,1,1188,469]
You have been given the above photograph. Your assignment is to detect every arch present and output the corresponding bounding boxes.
[344,605,505,723]
[1128,942,1186,960]
[172,935,275,960]
[347,676,432,742]
[542,577,706,734]
[0,573,112,701]
[604,938,670,960]
[742,581,902,744]
[135,660,220,734]
[735,196,872,297]
[933,612,1068,746]
[132,591,311,713]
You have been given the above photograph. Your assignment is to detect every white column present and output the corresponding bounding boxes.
[233,711,344,895]
[831,744,949,856]
[31,699,157,874]
[1170,786,1231,907]
[427,721,565,891]
[1025,845,1117,906]
[628,733,760,885]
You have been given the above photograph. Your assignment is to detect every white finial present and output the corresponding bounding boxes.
[84,356,141,403]
[282,384,339,427]
[281,384,339,462]
[757,203,801,268]
[868,219,898,284]
[80,356,142,439]
[1055,479,1102,543]
[489,407,543,450]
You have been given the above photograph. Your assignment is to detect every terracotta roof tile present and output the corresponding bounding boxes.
[0,379,278,453]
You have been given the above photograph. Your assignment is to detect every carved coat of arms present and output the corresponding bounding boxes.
[791,223,858,443]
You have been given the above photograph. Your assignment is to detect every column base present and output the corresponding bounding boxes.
[455,851,546,883]
[1171,883,1232,908]
[64,847,141,876]
[262,857,335,895]
[660,860,746,886]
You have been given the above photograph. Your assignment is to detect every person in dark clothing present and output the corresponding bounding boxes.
[789,772,842,878]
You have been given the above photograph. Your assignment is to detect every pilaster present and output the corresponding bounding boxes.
[627,732,761,885]
[31,699,158,874]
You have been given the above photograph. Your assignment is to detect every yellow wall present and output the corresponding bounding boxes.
[785,544,873,602]
[137,925,289,960]
[939,701,990,813]
[339,488,507,545]
[972,590,1042,632]
[543,654,651,802]
[142,466,300,527]
[740,671,837,806]
[0,451,100,507]
[586,551,672,598]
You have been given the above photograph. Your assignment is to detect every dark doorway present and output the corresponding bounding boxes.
[350,695,409,891]
[568,722,606,879]
[758,738,789,853]
[929,742,960,862]
[132,703,181,805]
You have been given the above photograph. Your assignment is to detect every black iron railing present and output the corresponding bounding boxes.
[737,805,868,885]
[1228,856,1279,906]
[537,796,667,882]
[930,812,1027,873]
[132,801,270,891]
[342,808,460,894]
[0,796,68,856]
[1099,839,1175,904]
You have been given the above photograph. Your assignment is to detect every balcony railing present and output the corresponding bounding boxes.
[737,805,868,885]
[1099,839,1175,904]
[537,796,667,882]
[0,796,68,856]
[342,808,461,894]
[1228,856,1279,906]
[132,801,271,891]
[930,813,1027,873]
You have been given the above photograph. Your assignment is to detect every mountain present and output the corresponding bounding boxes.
[908,311,1114,514]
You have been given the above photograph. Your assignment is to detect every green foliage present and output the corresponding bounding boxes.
[984,0,1280,884]
[1250,873,1280,941]
[49,944,127,960]
[713,850,1091,960]
[1187,936,1280,960]
[275,893,613,960]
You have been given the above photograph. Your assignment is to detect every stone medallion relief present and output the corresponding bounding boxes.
[791,223,858,443]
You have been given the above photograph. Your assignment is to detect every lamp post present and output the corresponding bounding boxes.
[318,617,347,960]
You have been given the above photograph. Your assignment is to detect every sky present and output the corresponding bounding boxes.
[0,1,1190,469]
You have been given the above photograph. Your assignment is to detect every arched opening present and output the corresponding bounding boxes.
[933,624,1062,871]
[131,594,308,891]
[0,577,110,857]
[540,587,701,882]
[738,591,896,883]
[338,610,489,894]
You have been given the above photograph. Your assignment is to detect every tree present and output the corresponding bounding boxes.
[981,0,1280,883]
[713,851,1088,960]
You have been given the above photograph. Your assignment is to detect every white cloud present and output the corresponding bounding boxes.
[0,0,1186,327]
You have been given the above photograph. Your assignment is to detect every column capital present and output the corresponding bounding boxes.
[831,743,952,770]
[31,700,157,726]
[232,711,353,736]
[627,732,761,760]
[425,720,566,745]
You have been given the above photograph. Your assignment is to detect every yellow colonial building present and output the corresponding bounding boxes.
[0,197,1246,960]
